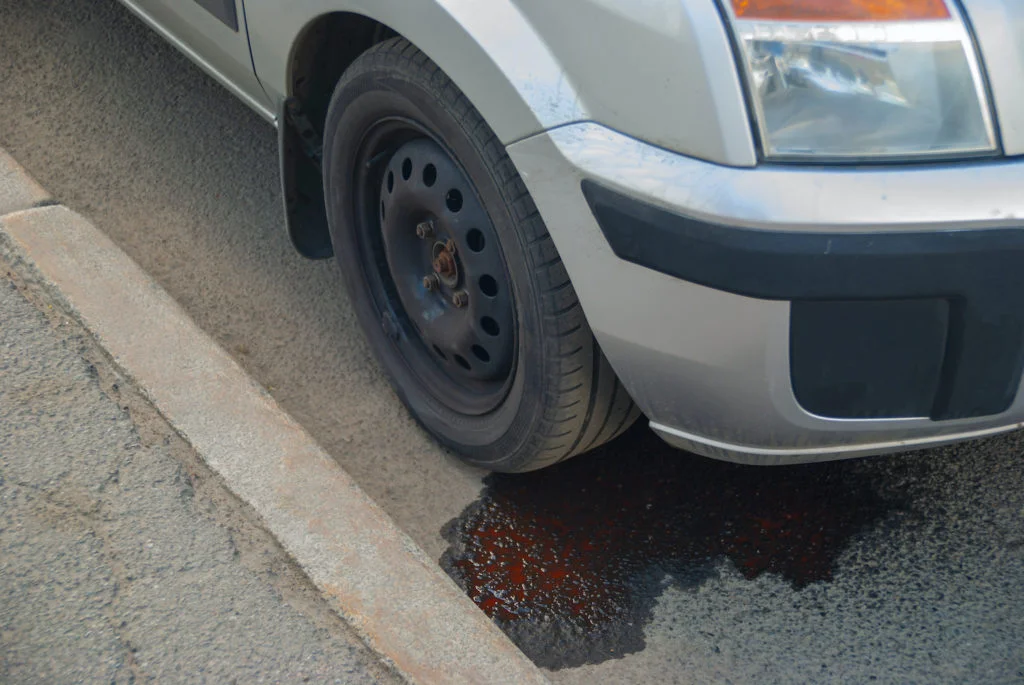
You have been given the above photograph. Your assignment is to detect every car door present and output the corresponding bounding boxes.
[124,0,272,117]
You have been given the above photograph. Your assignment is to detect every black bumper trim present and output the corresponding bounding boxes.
[582,180,1024,420]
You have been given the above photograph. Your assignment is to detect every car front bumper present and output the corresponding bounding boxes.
[507,123,1024,464]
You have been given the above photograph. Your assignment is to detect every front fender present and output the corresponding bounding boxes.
[244,0,756,167]
[244,0,584,146]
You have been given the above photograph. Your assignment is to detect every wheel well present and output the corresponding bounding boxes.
[290,13,397,137]
[281,13,397,259]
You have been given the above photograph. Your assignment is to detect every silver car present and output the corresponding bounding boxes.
[118,0,1024,471]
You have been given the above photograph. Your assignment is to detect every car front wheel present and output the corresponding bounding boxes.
[322,38,639,472]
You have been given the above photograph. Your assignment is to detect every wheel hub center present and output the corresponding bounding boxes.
[431,239,459,288]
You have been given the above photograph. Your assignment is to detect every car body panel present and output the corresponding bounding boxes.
[245,0,583,144]
[478,0,756,165]
[120,0,1022,164]
[242,0,757,165]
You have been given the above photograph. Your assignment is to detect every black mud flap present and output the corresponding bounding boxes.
[278,97,333,259]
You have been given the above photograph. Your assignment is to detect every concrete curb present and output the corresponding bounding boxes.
[0,150,547,685]
[0,150,50,215]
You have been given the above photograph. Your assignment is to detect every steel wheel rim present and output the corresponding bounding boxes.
[353,120,517,415]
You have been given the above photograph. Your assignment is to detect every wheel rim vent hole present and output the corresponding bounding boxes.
[401,158,412,180]
[432,345,447,361]
[481,316,500,336]
[446,189,463,213]
[387,171,394,193]
[479,275,498,297]
[472,345,490,363]
[466,229,485,252]
[423,164,437,187]
[454,354,471,370]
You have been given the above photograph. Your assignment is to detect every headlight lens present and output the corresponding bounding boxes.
[725,0,997,160]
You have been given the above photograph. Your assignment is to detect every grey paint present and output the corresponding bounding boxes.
[528,125,1024,234]
[507,123,1024,463]
[962,0,1024,156]
[484,0,756,165]
[244,0,583,141]
[112,0,1021,167]
[241,0,758,165]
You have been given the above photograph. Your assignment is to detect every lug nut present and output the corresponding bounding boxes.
[423,273,440,291]
[451,290,469,308]
[416,220,435,240]
[445,238,457,255]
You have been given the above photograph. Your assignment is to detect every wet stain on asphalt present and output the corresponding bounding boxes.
[441,426,904,669]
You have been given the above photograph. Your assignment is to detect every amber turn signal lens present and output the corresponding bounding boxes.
[731,0,950,21]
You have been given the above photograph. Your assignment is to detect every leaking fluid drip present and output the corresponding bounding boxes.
[441,427,901,668]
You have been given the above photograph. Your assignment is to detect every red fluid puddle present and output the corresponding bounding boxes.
[441,426,900,668]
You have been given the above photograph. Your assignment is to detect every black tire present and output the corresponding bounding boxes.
[322,38,639,472]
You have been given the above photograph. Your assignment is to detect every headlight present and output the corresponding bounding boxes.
[723,0,997,160]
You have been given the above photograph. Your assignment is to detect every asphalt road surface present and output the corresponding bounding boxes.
[2,1,1023,682]
[0,272,397,683]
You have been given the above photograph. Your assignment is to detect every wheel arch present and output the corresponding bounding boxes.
[247,0,583,258]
